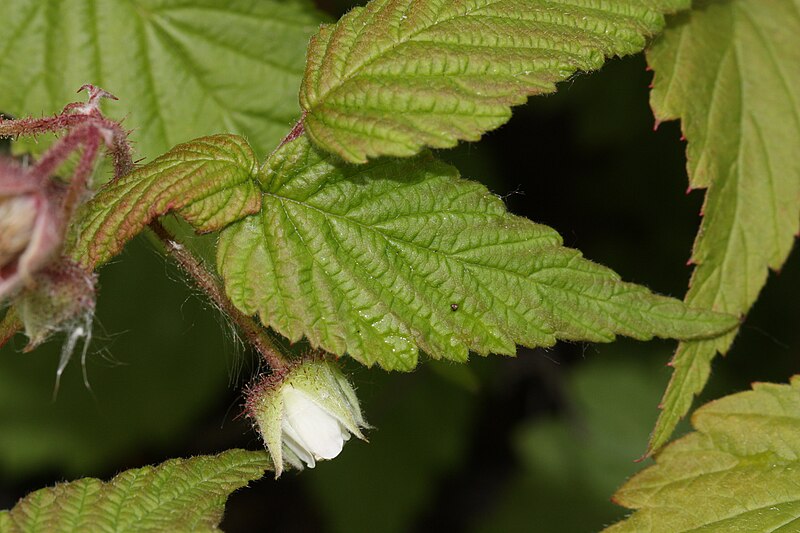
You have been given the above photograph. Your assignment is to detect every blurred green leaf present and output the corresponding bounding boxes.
[0,237,235,478]
[300,0,690,162]
[473,347,674,533]
[646,0,800,453]
[0,449,270,533]
[609,375,800,532]
[0,0,325,161]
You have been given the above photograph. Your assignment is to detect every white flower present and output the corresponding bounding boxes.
[247,359,367,477]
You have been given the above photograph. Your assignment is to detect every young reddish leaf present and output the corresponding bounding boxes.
[68,134,260,270]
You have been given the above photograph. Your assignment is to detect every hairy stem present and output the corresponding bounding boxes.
[60,131,101,229]
[0,112,89,137]
[148,220,289,373]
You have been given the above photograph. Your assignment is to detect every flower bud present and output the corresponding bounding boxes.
[246,358,367,477]
[17,261,96,349]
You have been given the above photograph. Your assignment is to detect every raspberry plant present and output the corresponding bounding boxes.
[0,1,797,531]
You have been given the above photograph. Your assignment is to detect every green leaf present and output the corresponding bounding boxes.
[0,449,271,533]
[68,134,259,270]
[0,0,324,161]
[607,376,800,532]
[218,134,737,371]
[646,0,800,453]
[299,0,690,163]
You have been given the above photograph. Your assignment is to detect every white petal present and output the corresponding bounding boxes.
[282,387,346,461]
[282,431,316,469]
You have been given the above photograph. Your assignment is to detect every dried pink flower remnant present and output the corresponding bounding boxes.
[0,159,62,301]
[0,84,132,355]
[0,195,37,265]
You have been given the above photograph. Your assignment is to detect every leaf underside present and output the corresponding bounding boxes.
[300,0,691,163]
[218,134,736,371]
[608,376,800,532]
[646,0,800,453]
[0,449,272,533]
[68,134,259,270]
[0,0,323,161]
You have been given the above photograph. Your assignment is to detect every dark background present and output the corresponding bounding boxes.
[2,1,799,532]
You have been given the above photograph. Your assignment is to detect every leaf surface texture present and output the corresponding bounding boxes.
[300,0,690,162]
[0,449,271,533]
[69,135,259,269]
[0,0,323,160]
[218,135,737,370]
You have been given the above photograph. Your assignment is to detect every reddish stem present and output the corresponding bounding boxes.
[0,113,90,137]
[61,132,101,226]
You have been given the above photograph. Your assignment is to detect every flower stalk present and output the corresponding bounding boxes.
[148,221,290,374]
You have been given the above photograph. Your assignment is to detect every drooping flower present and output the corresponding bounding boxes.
[246,358,367,477]
[282,386,351,465]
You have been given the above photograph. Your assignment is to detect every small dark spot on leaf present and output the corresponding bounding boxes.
[450,303,459,311]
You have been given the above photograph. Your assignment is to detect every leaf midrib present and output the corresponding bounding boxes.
[266,191,555,278]
[264,190,709,330]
